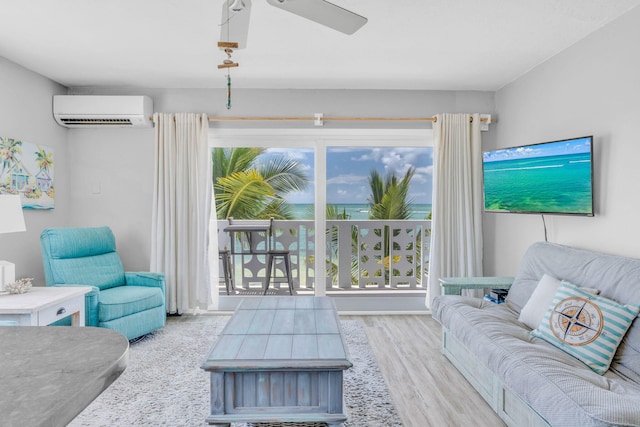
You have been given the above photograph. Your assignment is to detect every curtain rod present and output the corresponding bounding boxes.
[206,116,438,122]
[151,115,492,124]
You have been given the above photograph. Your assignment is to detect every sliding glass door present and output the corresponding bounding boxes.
[211,129,432,297]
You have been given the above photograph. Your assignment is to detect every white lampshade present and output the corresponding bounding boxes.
[0,194,26,234]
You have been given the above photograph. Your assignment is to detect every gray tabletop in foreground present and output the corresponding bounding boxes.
[202,296,352,427]
[0,326,129,427]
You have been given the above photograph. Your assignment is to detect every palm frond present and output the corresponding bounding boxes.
[367,169,385,206]
[256,198,295,220]
[212,148,265,182]
[215,170,274,219]
[259,156,310,194]
[232,147,265,173]
[368,167,416,220]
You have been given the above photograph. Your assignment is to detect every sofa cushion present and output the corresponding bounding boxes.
[532,281,640,375]
[506,242,640,380]
[432,295,640,426]
[98,286,165,322]
[519,274,601,330]
[518,273,561,329]
[507,242,640,312]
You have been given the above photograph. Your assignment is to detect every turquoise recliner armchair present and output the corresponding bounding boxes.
[40,226,166,340]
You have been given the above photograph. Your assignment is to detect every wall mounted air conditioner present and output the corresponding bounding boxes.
[53,95,153,128]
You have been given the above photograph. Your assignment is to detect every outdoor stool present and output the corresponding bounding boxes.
[264,250,294,295]
[219,249,234,295]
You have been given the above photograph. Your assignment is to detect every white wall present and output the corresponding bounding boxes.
[66,127,155,271]
[0,53,496,281]
[67,88,495,272]
[13,5,640,290]
[0,57,68,284]
[485,6,640,275]
[15,0,639,285]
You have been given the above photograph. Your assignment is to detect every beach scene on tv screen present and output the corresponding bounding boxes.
[483,137,593,214]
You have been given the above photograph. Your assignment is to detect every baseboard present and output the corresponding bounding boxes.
[217,294,429,313]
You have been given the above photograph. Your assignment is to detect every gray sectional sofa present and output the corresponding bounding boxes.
[432,242,640,426]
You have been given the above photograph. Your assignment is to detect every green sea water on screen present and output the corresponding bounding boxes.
[483,152,592,214]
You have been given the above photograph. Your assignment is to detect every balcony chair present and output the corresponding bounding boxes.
[224,217,294,295]
[40,226,166,340]
[264,218,294,295]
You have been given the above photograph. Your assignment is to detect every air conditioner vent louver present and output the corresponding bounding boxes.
[59,118,134,126]
[53,95,153,128]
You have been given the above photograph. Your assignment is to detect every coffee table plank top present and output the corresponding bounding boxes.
[264,335,293,359]
[203,296,351,371]
[273,309,295,333]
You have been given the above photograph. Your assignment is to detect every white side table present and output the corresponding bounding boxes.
[439,276,515,296]
[0,286,92,326]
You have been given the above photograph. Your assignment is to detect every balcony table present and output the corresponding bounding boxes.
[223,223,272,255]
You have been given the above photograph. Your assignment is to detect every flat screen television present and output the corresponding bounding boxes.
[483,136,594,216]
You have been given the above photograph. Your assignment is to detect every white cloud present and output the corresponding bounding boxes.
[265,148,311,161]
[327,174,368,185]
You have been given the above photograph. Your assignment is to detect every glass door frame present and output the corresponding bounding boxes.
[210,128,432,296]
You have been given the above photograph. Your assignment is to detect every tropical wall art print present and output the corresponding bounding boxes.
[0,136,54,209]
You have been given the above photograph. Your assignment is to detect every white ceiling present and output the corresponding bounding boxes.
[1,0,639,91]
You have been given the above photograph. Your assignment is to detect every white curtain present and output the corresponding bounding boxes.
[151,112,217,314]
[427,113,484,308]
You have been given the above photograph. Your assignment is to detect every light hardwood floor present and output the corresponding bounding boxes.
[342,315,505,427]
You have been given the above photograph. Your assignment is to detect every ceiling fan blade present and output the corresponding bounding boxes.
[266,0,367,35]
[219,0,252,49]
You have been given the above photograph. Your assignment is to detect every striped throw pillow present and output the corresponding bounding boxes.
[531,280,640,375]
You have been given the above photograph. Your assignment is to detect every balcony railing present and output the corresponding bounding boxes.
[216,219,431,294]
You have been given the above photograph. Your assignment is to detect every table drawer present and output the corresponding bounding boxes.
[38,295,84,326]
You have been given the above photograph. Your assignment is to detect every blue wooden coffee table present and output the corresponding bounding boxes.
[201,296,352,426]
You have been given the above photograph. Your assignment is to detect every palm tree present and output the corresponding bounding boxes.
[35,146,54,174]
[213,148,309,219]
[324,204,360,287]
[365,167,416,283]
[0,137,23,182]
[367,167,415,220]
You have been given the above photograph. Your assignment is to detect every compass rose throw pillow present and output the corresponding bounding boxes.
[531,280,640,375]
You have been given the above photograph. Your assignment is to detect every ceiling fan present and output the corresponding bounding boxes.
[220,0,368,49]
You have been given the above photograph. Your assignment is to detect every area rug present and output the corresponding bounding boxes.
[69,316,402,427]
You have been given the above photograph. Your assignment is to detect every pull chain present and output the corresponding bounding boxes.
[226,1,231,109]
[226,73,232,109]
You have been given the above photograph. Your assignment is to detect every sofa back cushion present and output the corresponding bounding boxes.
[41,227,126,291]
[531,280,640,374]
[508,242,640,379]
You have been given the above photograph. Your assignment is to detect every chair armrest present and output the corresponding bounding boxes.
[49,284,100,327]
[125,272,166,296]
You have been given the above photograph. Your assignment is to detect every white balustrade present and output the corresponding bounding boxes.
[217,219,431,293]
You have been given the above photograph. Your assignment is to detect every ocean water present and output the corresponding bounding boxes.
[289,203,432,220]
[483,152,592,214]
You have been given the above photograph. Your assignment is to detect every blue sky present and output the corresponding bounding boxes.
[257,147,433,204]
[483,137,592,163]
